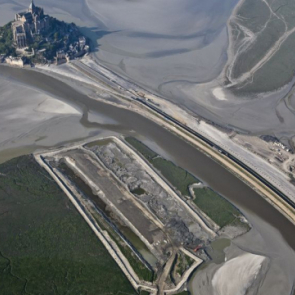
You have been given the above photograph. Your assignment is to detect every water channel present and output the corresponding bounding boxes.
[0,65,295,294]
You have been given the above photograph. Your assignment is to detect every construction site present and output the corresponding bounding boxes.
[34,136,244,294]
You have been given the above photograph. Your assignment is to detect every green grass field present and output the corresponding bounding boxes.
[126,137,199,196]
[193,188,242,228]
[0,156,137,295]
[125,137,157,160]
[152,158,199,196]
[172,253,194,278]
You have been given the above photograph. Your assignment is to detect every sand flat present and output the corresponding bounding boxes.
[212,253,265,295]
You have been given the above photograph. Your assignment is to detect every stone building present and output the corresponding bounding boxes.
[5,56,25,67]
[12,23,27,48]
[12,1,50,48]
[79,36,86,48]
[56,49,67,64]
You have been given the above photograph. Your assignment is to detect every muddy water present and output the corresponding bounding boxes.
[116,226,158,268]
[0,145,41,164]
[206,238,231,264]
[0,66,293,244]
[191,238,231,276]
[0,66,295,294]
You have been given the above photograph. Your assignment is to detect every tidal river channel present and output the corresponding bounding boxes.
[0,65,295,294]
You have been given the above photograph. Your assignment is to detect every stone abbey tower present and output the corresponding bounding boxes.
[12,1,50,48]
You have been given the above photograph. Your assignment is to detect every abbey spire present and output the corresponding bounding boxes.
[29,0,36,13]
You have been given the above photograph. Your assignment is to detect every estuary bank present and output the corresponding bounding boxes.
[0,64,295,295]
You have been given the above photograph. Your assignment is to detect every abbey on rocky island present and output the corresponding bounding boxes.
[12,1,50,48]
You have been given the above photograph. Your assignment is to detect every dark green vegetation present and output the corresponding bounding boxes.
[139,291,150,295]
[126,137,246,229]
[230,0,285,81]
[93,209,155,283]
[126,137,158,160]
[229,0,295,93]
[0,156,137,295]
[152,158,198,196]
[171,253,194,281]
[126,137,199,196]
[0,22,16,56]
[193,188,244,228]
[91,209,155,283]
[29,18,84,62]
[117,241,155,282]
[169,253,194,285]
[237,29,295,94]
[131,187,146,195]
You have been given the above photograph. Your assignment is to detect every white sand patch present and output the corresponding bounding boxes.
[212,253,265,295]
[36,64,94,85]
[35,98,80,115]
[212,87,227,101]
